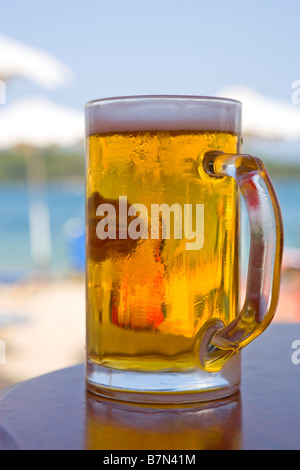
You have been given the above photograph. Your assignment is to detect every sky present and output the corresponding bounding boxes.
[1,0,300,111]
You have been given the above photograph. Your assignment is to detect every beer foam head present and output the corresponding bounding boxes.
[85,95,242,135]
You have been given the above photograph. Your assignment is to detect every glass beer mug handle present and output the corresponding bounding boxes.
[199,151,284,372]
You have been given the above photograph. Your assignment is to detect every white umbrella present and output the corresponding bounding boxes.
[0,97,84,269]
[0,96,84,149]
[216,85,300,141]
[0,34,72,89]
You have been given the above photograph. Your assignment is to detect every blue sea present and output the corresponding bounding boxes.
[0,182,85,280]
[0,178,299,281]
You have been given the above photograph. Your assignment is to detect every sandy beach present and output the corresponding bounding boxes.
[0,269,299,390]
[0,276,85,389]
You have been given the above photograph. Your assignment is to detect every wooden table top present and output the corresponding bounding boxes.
[0,323,300,450]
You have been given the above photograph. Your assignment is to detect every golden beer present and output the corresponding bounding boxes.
[86,129,240,373]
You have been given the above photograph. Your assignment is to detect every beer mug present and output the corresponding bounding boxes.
[85,96,283,404]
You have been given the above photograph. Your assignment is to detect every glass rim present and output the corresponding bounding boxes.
[85,94,242,108]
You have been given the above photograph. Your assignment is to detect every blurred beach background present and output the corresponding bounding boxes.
[0,0,300,389]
